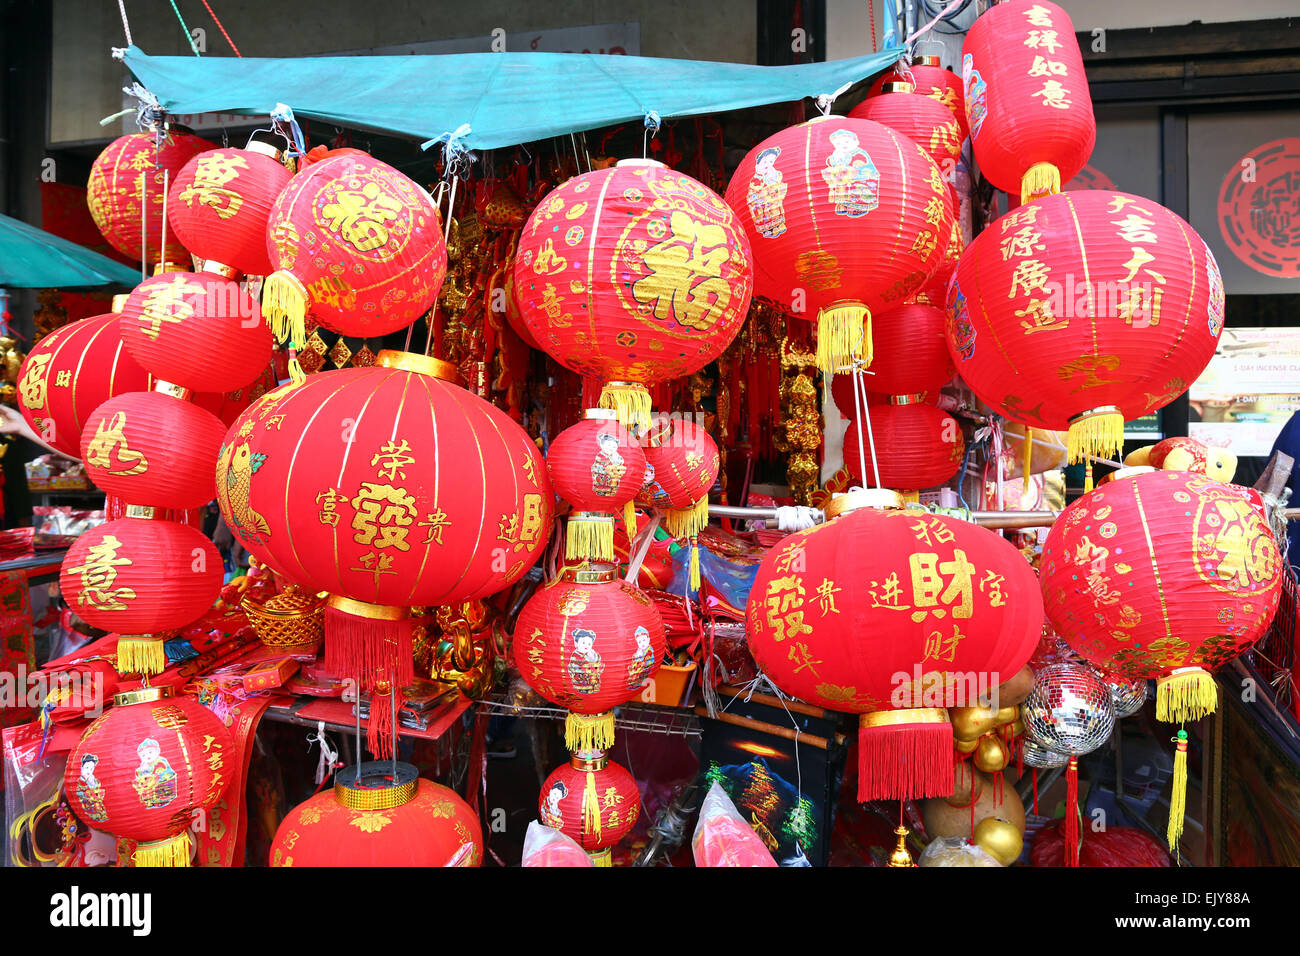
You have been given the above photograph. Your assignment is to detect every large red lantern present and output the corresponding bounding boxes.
[513,564,665,750]
[726,117,954,374]
[86,131,212,264]
[829,302,953,406]
[119,270,272,394]
[746,490,1041,801]
[849,81,963,175]
[263,154,448,343]
[547,410,647,563]
[167,143,292,276]
[17,311,151,456]
[842,403,965,490]
[867,55,967,141]
[962,0,1095,203]
[79,391,226,509]
[539,753,640,867]
[65,685,232,866]
[515,160,752,430]
[947,190,1224,468]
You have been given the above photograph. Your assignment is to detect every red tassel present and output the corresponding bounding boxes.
[324,603,415,690]
[857,715,953,802]
[1064,756,1080,867]
[366,683,406,761]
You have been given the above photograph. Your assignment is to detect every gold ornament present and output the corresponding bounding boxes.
[887,825,916,867]
[993,705,1018,727]
[774,334,822,505]
[974,733,1009,773]
[973,816,1023,866]
[955,737,979,754]
[951,705,1000,741]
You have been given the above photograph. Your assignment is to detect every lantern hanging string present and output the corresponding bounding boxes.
[117,0,133,45]
[167,0,203,56]
[642,110,661,159]
[903,0,966,48]
[850,364,883,488]
[200,0,242,57]
[269,104,308,159]
[139,170,147,281]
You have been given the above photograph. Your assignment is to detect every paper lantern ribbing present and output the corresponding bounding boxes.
[830,302,954,406]
[849,82,963,174]
[547,410,647,563]
[17,311,152,456]
[946,190,1224,466]
[79,391,226,509]
[167,143,292,276]
[87,131,213,264]
[65,686,233,866]
[263,154,448,343]
[512,564,665,750]
[726,116,954,373]
[843,404,964,490]
[867,55,968,141]
[119,270,273,393]
[515,160,752,430]
[745,490,1042,801]
[270,764,482,867]
[962,0,1095,202]
[539,753,640,866]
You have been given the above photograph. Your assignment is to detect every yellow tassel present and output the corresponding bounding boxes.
[1167,729,1188,858]
[666,495,709,539]
[565,513,615,563]
[286,354,307,386]
[565,711,615,752]
[115,637,166,677]
[623,500,637,540]
[1066,406,1124,465]
[598,382,651,433]
[582,768,602,844]
[132,832,192,867]
[1084,461,1094,494]
[1023,430,1034,480]
[589,848,613,867]
[815,302,872,375]
[1156,667,1218,723]
[262,270,308,349]
[1020,161,1061,204]
[689,540,701,592]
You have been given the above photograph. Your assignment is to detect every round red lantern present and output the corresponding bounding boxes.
[118,270,272,393]
[830,302,954,408]
[65,685,233,866]
[17,311,152,456]
[539,752,640,866]
[87,130,213,264]
[746,489,1042,800]
[947,190,1224,467]
[270,763,482,867]
[515,159,752,430]
[843,403,965,490]
[637,416,720,538]
[263,154,448,343]
[867,55,968,141]
[79,390,226,509]
[513,564,665,750]
[849,81,963,175]
[726,116,954,374]
[547,410,647,563]
[167,142,292,276]
[500,253,540,350]
[962,0,1095,202]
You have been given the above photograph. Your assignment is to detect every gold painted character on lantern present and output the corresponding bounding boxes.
[909,549,976,622]
[320,180,403,255]
[76,754,108,823]
[821,129,880,218]
[350,482,417,551]
[747,146,788,238]
[591,433,627,498]
[177,153,248,220]
[568,627,605,695]
[631,211,732,332]
[66,534,136,612]
[626,626,655,690]
[132,738,177,809]
[83,412,149,476]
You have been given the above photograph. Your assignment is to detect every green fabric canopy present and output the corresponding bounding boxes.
[0,212,140,288]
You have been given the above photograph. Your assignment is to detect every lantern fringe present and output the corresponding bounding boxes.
[324,603,415,691]
[286,354,307,386]
[367,684,405,761]
[856,712,952,802]
[1168,729,1188,858]
[598,382,651,433]
[689,539,701,593]
[1022,431,1033,481]
[1064,756,1080,867]
[815,302,872,375]
[666,495,709,539]
[589,848,613,867]
[565,711,615,752]
[1020,161,1061,205]
[565,514,616,563]
[623,500,637,541]
[1156,668,1217,723]
[262,270,309,352]
[133,832,192,867]
[115,637,166,677]
[1066,408,1124,466]
[582,767,602,844]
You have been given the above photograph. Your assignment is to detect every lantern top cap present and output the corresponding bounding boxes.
[823,487,905,520]
[244,139,282,160]
[153,261,190,276]
[375,349,462,384]
[880,80,916,94]
[113,684,176,707]
[334,760,419,810]
[615,158,666,169]
[560,563,619,584]
[912,54,942,67]
[1111,465,1157,481]
[111,294,129,313]
[199,260,240,280]
[583,408,620,421]
[570,751,609,771]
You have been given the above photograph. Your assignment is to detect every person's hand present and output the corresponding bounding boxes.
[0,404,30,436]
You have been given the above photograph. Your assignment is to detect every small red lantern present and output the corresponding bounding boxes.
[263,154,448,344]
[167,143,292,277]
[849,81,963,175]
[638,417,720,538]
[513,564,665,750]
[830,302,953,407]
[65,685,233,866]
[746,490,1041,801]
[79,390,226,509]
[118,270,272,393]
[843,403,965,490]
[86,131,212,265]
[726,117,953,373]
[515,160,753,430]
[539,752,640,867]
[17,311,151,456]
[867,55,967,141]
[547,410,647,563]
[961,0,1095,203]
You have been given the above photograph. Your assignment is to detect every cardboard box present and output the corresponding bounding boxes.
[240,656,300,694]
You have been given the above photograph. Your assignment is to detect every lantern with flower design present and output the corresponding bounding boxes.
[547,410,647,563]
[538,750,639,867]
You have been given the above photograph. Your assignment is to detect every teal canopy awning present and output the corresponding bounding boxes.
[122,45,905,151]
[0,213,140,288]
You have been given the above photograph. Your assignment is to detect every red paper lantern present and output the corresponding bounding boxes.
[842,403,965,490]
[270,768,482,867]
[513,564,665,750]
[830,303,954,408]
[1041,469,1282,722]
[500,255,540,350]
[746,490,1041,800]
[79,390,226,509]
[17,311,151,456]
[726,117,954,373]
[637,417,720,538]
[539,753,640,866]
[515,160,752,429]
[118,270,272,393]
[961,0,1095,202]
[263,154,448,343]
[547,410,647,562]
[867,55,968,141]
[167,143,292,276]
[65,685,233,866]
[947,190,1224,466]
[849,82,963,175]
[86,131,212,264]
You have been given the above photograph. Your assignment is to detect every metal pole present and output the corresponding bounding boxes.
[707,503,1300,528]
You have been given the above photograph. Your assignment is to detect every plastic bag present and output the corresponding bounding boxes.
[918,837,1004,867]
[691,781,778,867]
[521,820,593,867]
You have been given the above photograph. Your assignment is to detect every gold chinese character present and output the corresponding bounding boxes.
[420,507,451,545]
[321,181,402,253]
[66,534,135,611]
[632,211,732,332]
[601,787,626,810]
[350,482,417,551]
[54,370,72,387]
[1032,80,1072,110]
[814,578,841,615]
[1111,213,1157,245]
[177,153,248,220]
[316,488,348,527]
[922,195,947,228]
[1017,298,1066,334]
[350,551,396,586]
[370,439,415,481]
[1027,55,1068,77]
[762,576,814,643]
[1023,4,1054,27]
[909,549,975,622]
[788,641,822,677]
[999,225,1045,261]
[136,275,206,340]
[980,570,1006,607]
[1008,259,1052,298]
[83,412,149,476]
[910,230,938,259]
[922,624,967,664]
[18,354,50,409]
[1024,28,1061,52]
[868,571,911,611]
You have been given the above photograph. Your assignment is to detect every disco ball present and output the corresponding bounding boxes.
[1105,675,1148,719]
[1022,738,1069,768]
[1023,662,1114,756]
